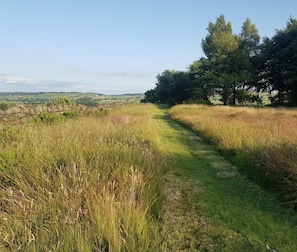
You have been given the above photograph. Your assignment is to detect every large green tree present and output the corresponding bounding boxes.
[187,59,213,104]
[144,16,297,107]
[200,16,260,105]
[201,15,239,105]
[202,15,238,59]
[141,70,191,105]
[240,18,260,56]
[233,18,261,104]
[260,18,297,105]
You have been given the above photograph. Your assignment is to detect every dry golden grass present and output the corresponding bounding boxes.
[169,104,297,208]
[170,104,297,150]
[0,103,167,251]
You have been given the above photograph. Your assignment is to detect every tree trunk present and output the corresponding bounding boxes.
[232,84,236,105]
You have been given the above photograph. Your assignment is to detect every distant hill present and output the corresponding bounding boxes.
[0,92,144,104]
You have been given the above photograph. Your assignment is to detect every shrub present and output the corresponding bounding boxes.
[0,103,9,110]
[63,110,79,119]
[35,112,61,124]
[76,97,98,107]
[0,102,16,110]
[46,97,76,106]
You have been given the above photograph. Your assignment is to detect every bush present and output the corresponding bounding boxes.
[46,97,76,106]
[0,102,16,110]
[63,111,79,119]
[76,97,98,107]
[0,103,9,110]
[35,112,61,124]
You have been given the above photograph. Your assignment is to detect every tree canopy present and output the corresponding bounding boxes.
[259,18,297,105]
[141,70,191,105]
[142,15,297,106]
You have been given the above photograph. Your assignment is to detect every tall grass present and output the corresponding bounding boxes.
[0,104,167,251]
[169,104,297,208]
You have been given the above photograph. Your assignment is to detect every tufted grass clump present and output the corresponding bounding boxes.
[0,103,167,251]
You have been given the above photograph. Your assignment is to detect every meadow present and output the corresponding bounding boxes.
[169,104,297,208]
[0,104,167,251]
[2,101,297,251]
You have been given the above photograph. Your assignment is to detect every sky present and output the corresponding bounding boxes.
[0,1,296,95]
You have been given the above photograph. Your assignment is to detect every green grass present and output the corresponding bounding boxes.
[0,104,167,251]
[169,104,297,208]
[1,104,297,251]
[154,107,297,251]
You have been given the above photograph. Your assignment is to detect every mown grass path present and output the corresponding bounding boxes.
[152,107,297,252]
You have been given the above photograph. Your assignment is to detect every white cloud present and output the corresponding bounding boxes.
[4,76,38,85]
[0,72,149,94]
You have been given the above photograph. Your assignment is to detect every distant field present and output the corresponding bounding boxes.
[209,92,272,105]
[0,92,144,104]
[169,104,297,208]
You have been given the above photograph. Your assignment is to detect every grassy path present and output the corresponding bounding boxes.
[152,107,297,251]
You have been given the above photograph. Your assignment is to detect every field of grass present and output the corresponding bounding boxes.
[169,104,297,208]
[2,102,297,251]
[0,103,167,251]
[153,107,297,251]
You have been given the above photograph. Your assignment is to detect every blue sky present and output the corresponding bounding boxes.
[0,1,296,94]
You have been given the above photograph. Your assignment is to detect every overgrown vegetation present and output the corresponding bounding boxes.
[154,108,297,251]
[62,110,79,119]
[76,96,98,107]
[169,104,297,208]
[46,97,76,106]
[34,112,63,123]
[0,104,167,251]
[1,104,297,251]
[0,103,16,111]
[33,111,79,124]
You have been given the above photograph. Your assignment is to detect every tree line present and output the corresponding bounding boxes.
[142,15,297,106]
